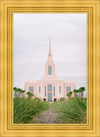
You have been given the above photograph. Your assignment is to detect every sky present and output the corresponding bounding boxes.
[14,13,87,95]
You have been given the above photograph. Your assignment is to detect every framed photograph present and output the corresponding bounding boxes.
[0,0,100,137]
[13,13,87,124]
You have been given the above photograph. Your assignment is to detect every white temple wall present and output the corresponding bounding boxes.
[24,80,76,101]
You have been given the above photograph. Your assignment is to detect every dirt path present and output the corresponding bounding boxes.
[33,105,60,124]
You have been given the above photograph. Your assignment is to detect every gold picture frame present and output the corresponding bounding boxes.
[0,0,100,136]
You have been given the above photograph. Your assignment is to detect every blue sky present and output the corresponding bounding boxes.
[14,13,87,95]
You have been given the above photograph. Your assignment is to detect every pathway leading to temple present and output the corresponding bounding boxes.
[32,105,60,124]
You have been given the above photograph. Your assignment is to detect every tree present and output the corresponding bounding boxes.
[13,87,18,97]
[67,91,73,98]
[20,89,25,97]
[73,89,78,97]
[27,92,34,98]
[13,87,25,97]
[17,88,21,97]
[78,87,85,99]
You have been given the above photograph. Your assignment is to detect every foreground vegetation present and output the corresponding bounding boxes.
[14,97,49,123]
[14,97,87,124]
[13,86,86,124]
[52,97,87,124]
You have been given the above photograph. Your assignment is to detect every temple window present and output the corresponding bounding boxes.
[66,87,71,91]
[48,66,52,75]
[54,87,55,96]
[48,84,52,91]
[45,86,46,96]
[29,87,34,91]
[39,86,41,93]
[59,86,61,93]
[29,87,34,94]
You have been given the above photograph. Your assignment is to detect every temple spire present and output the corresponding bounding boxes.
[48,36,52,60]
[49,36,51,52]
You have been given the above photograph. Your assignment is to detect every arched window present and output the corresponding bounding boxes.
[39,86,41,93]
[66,87,71,95]
[53,87,55,96]
[45,86,46,96]
[48,66,52,75]
[66,87,71,91]
[48,84,52,91]
[59,86,61,93]
[29,87,34,94]
[29,87,34,91]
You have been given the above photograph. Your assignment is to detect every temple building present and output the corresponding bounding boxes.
[24,37,76,102]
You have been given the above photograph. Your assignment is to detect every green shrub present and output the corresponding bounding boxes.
[14,97,49,123]
[52,97,87,123]
[60,97,65,101]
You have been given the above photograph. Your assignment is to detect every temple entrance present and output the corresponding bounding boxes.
[48,84,52,102]
[43,98,46,101]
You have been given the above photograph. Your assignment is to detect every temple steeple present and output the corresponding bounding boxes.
[48,36,52,60]
[41,37,59,80]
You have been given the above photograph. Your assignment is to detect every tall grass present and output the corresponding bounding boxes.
[14,97,49,123]
[52,97,87,124]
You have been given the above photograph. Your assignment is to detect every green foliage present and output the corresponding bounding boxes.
[78,87,85,98]
[73,89,79,97]
[73,87,85,98]
[60,97,65,101]
[13,87,25,97]
[79,87,85,92]
[73,89,78,93]
[52,97,87,124]
[67,91,73,98]
[73,89,79,93]
[27,92,34,98]
[13,87,17,91]
[14,98,49,123]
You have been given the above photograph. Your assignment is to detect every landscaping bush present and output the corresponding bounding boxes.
[14,97,49,123]
[52,97,87,123]
[60,97,65,101]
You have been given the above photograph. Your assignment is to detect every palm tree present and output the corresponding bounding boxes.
[19,88,26,97]
[27,92,34,98]
[69,91,73,97]
[73,89,78,97]
[13,87,17,97]
[13,87,25,98]
[21,89,25,97]
[21,90,25,94]
[78,87,85,99]
[67,91,73,99]
[17,88,21,97]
